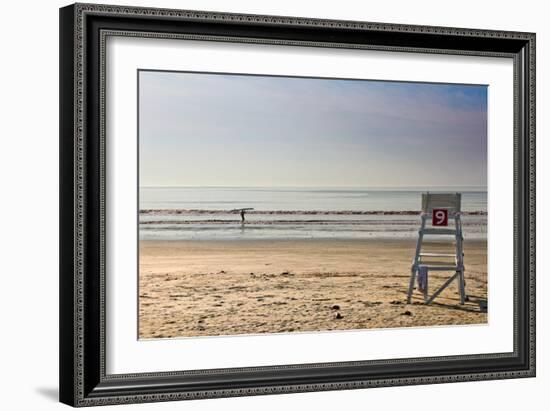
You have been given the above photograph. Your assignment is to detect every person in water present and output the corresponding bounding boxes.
[240,209,246,223]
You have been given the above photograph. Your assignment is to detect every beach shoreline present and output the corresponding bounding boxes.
[139,238,487,339]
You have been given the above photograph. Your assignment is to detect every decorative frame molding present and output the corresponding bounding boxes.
[60,3,535,407]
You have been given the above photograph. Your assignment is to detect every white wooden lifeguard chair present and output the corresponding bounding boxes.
[407,192,467,305]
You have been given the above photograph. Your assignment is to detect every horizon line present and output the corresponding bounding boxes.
[139,184,488,190]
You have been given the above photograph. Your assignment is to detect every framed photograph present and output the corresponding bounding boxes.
[59,3,535,407]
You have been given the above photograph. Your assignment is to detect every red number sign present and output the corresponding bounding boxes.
[432,208,448,226]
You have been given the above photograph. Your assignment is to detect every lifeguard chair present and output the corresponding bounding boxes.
[407,192,467,305]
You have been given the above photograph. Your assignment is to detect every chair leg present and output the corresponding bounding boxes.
[407,266,416,304]
[423,270,428,303]
[458,269,466,305]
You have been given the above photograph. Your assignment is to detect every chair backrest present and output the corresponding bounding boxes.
[421,192,461,214]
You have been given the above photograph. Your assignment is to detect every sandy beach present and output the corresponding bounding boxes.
[139,239,487,339]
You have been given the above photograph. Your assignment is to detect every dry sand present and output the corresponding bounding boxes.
[139,239,487,339]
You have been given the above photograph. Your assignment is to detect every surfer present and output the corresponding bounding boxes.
[231,208,254,224]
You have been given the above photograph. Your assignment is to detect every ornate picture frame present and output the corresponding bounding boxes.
[59,3,535,407]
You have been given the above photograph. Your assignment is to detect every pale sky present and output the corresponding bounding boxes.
[138,70,487,188]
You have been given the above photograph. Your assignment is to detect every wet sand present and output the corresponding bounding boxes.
[139,239,487,339]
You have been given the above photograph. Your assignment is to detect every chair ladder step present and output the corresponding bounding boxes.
[419,253,457,257]
[417,266,460,271]
[421,228,457,235]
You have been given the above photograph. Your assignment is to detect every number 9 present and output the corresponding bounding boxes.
[435,210,445,224]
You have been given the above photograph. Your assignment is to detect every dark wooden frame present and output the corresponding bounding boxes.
[60,3,536,407]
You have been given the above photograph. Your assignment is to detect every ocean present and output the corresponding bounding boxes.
[139,187,487,241]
